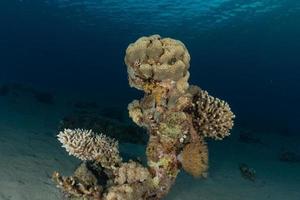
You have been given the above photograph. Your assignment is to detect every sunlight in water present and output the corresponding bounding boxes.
[41,0,297,31]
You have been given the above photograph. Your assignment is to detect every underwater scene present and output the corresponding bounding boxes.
[0,0,300,199]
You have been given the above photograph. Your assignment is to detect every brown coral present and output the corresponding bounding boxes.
[57,129,122,169]
[179,138,209,177]
[113,161,151,185]
[188,86,235,140]
[52,170,103,200]
[124,34,190,90]
[104,182,152,200]
[53,35,235,200]
[127,100,144,127]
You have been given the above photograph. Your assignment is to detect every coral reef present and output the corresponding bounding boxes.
[53,35,235,199]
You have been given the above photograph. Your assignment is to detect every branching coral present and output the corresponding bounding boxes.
[187,86,235,140]
[58,129,121,169]
[53,35,235,200]
[52,163,103,200]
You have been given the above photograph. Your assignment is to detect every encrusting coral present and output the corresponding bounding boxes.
[53,35,235,200]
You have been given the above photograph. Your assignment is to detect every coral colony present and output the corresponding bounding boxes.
[52,35,235,200]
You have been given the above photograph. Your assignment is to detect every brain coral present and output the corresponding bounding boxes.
[124,34,191,90]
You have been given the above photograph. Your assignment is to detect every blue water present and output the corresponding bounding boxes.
[0,1,300,199]
[1,0,300,134]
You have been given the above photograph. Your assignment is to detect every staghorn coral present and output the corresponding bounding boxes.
[58,129,121,169]
[53,35,235,200]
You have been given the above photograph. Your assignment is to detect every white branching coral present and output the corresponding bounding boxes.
[57,129,122,168]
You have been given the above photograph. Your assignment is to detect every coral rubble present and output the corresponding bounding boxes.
[53,35,235,199]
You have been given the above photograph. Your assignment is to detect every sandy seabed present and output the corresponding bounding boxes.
[0,96,299,200]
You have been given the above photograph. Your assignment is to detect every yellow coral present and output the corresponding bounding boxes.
[124,34,190,90]
[128,100,144,127]
[114,161,151,185]
[158,112,188,139]
[104,182,152,200]
[179,138,209,177]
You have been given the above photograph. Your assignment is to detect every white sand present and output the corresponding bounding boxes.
[0,96,299,200]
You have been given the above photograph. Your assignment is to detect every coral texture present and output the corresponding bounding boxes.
[58,129,121,169]
[179,137,208,177]
[124,34,190,91]
[187,86,235,140]
[113,161,151,185]
[52,163,103,200]
[53,35,235,200]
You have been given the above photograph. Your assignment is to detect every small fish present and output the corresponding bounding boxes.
[239,163,256,182]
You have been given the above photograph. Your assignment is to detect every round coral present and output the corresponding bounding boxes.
[124,35,190,90]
